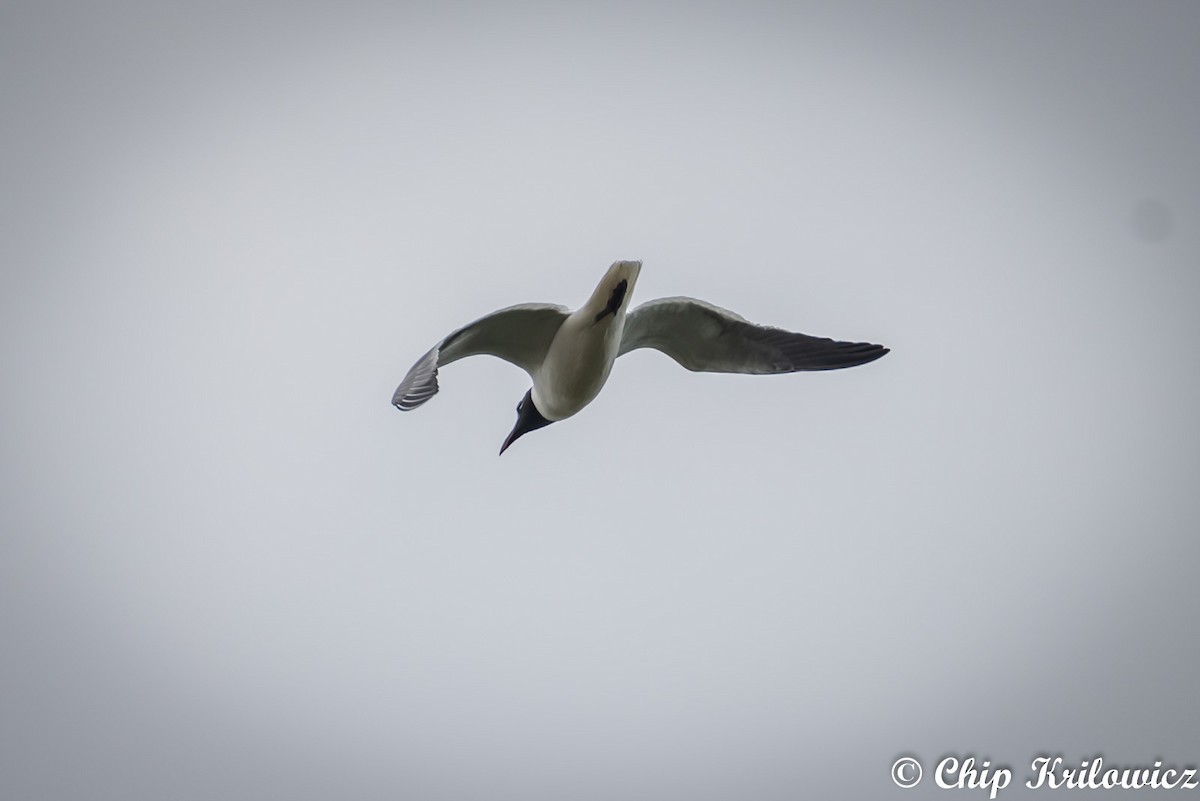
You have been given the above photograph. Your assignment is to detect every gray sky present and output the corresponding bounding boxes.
[2,2,1198,799]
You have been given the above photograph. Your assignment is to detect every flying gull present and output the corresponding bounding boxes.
[392,260,888,453]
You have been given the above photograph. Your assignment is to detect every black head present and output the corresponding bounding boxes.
[499,389,555,455]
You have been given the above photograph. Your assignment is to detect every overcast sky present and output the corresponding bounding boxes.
[2,2,1198,799]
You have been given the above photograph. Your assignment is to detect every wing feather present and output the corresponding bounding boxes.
[618,297,888,373]
[392,303,569,411]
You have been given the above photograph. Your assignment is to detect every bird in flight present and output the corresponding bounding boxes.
[393,260,888,454]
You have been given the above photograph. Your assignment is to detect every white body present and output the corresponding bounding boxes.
[532,260,641,420]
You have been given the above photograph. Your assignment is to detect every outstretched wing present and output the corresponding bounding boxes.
[618,297,888,373]
[392,303,570,411]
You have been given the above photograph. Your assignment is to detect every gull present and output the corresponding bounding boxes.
[392,260,888,454]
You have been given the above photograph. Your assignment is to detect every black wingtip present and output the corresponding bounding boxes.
[855,344,889,366]
[797,340,890,370]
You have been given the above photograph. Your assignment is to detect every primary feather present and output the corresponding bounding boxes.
[618,297,888,373]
